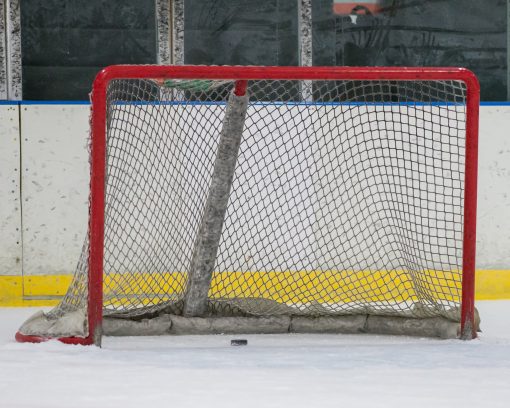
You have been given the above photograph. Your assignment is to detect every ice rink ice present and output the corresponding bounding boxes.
[1,301,509,408]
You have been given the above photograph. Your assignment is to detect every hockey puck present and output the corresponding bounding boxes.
[231,339,248,346]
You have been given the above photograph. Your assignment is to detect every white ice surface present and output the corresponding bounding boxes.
[1,301,510,408]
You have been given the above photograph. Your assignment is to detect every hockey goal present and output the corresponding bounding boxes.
[16,66,480,345]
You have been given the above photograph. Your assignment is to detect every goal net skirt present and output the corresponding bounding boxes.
[16,66,480,345]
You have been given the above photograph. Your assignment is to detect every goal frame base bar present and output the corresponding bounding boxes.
[14,332,95,345]
[16,312,481,342]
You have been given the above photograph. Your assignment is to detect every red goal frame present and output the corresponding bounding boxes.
[15,65,480,345]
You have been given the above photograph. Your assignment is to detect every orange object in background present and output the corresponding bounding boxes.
[333,0,382,15]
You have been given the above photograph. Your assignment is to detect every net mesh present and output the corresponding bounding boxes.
[46,77,468,331]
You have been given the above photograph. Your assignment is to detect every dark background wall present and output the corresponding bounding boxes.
[21,0,157,100]
[19,0,509,101]
[184,0,299,66]
[313,0,507,101]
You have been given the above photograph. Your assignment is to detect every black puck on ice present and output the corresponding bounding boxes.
[231,339,248,346]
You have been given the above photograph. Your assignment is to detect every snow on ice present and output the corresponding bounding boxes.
[1,301,509,408]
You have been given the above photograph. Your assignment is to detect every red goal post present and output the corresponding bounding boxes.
[16,65,480,345]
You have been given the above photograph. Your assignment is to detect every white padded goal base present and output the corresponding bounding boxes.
[103,314,470,339]
[18,309,88,338]
[19,308,480,340]
[19,309,480,339]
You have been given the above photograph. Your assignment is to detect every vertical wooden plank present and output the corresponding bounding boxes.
[172,0,184,64]
[299,0,313,68]
[6,0,21,100]
[156,0,171,65]
[0,0,7,99]
[299,0,313,101]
